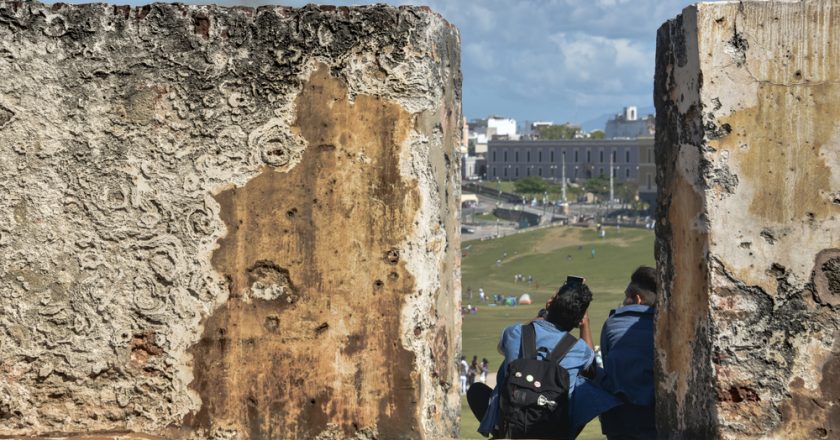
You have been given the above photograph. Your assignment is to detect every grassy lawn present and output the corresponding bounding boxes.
[473,212,503,222]
[476,180,518,194]
[459,225,655,439]
[474,179,584,201]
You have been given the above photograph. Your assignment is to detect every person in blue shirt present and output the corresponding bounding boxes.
[472,281,620,438]
[598,266,657,439]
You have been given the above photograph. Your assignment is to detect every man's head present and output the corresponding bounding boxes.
[624,266,657,306]
[546,281,592,331]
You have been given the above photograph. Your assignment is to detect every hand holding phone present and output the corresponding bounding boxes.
[565,275,585,287]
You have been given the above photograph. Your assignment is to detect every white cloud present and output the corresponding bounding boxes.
[438,0,693,121]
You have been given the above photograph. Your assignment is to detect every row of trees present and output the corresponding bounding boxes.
[512,175,639,203]
[534,123,605,140]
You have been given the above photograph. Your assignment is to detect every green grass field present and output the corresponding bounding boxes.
[473,179,585,201]
[459,225,655,439]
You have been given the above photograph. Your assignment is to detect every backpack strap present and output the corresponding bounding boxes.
[520,323,538,360]
[548,332,577,363]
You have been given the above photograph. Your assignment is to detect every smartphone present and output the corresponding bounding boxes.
[565,275,585,287]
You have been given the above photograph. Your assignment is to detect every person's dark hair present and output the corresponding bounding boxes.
[546,282,592,331]
[627,266,657,305]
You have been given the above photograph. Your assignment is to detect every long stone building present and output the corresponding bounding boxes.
[486,138,656,203]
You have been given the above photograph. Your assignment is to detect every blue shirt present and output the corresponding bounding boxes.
[478,320,620,436]
[599,305,655,406]
[599,304,656,438]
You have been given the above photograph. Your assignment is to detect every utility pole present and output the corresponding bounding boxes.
[542,191,548,221]
[561,151,567,202]
[609,149,614,206]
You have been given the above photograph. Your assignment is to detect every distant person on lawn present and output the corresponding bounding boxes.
[459,356,469,395]
[598,266,657,439]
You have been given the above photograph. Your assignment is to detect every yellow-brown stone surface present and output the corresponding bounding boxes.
[655,1,840,438]
[0,2,461,438]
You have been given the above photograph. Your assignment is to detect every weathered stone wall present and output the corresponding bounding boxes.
[0,2,461,438]
[655,1,840,438]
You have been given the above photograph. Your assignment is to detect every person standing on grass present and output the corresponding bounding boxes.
[459,356,469,395]
[480,358,489,383]
[598,266,657,440]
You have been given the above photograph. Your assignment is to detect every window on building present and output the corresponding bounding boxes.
[625,150,630,163]
[538,151,542,162]
[625,168,630,178]
[587,150,591,162]
[613,168,617,177]
[504,151,508,161]
[600,151,604,163]
[515,168,519,177]
[504,167,507,177]
[599,168,604,176]
[575,150,579,162]
[492,168,496,177]
[493,151,497,161]
[612,150,616,162]
[527,168,530,176]
[515,151,519,162]
[527,151,530,162]
[538,168,542,176]
[647,174,652,189]
[550,151,555,162]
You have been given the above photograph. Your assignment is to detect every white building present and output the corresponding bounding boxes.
[605,106,655,139]
[467,116,518,155]
[487,116,517,139]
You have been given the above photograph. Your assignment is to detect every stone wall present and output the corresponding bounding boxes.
[655,1,840,438]
[0,2,461,438]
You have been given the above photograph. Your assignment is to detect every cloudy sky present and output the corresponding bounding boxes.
[58,0,699,128]
[417,0,699,127]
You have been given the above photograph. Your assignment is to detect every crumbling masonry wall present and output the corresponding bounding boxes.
[655,1,840,438]
[0,2,461,438]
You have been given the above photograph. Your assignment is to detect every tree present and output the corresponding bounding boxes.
[583,175,610,196]
[537,123,580,140]
[616,180,639,203]
[514,176,548,194]
[590,130,605,139]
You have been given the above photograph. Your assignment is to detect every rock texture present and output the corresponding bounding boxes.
[655,1,840,438]
[0,2,461,438]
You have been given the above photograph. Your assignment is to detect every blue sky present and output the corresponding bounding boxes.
[56,0,699,127]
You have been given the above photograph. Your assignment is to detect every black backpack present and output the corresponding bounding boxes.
[499,323,577,439]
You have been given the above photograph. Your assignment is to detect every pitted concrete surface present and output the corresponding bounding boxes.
[0,2,461,438]
[655,2,840,438]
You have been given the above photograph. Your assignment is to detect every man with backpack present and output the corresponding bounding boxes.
[472,279,619,439]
